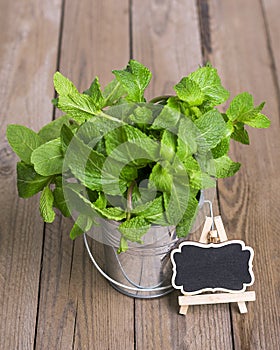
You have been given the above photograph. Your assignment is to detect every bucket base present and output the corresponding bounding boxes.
[109,282,174,299]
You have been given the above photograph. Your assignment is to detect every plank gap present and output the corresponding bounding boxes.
[196,0,212,64]
[33,223,47,350]
[52,0,66,121]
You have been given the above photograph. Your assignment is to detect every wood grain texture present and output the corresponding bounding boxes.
[208,0,280,348]
[0,1,62,349]
[34,1,135,349]
[132,0,203,100]
[261,0,280,91]
[132,1,233,349]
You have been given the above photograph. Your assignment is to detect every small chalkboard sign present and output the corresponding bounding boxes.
[171,240,254,296]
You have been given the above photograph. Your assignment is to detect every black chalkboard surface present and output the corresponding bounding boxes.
[171,240,254,295]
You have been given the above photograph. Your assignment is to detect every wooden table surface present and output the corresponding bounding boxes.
[1,0,280,349]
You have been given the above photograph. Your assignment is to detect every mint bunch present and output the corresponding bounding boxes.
[7,60,270,252]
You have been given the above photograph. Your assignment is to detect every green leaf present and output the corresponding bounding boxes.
[60,124,74,153]
[39,186,55,223]
[174,77,204,106]
[177,118,198,160]
[231,125,250,145]
[118,216,151,243]
[31,138,64,176]
[7,124,43,164]
[194,109,227,150]
[38,115,73,142]
[226,92,270,128]
[113,59,152,102]
[53,72,99,122]
[118,236,129,253]
[96,207,126,221]
[132,196,164,220]
[187,66,229,106]
[64,134,105,191]
[129,105,154,125]
[163,177,190,226]
[83,77,105,109]
[53,186,71,217]
[16,162,52,198]
[160,130,177,162]
[105,124,159,166]
[70,215,93,240]
[176,195,199,237]
[150,163,173,193]
[103,78,127,106]
[189,171,216,189]
[152,104,181,131]
[208,155,241,178]
[211,137,230,158]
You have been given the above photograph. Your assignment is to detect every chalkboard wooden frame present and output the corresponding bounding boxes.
[171,240,255,296]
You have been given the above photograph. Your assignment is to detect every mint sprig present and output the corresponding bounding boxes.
[6,60,270,252]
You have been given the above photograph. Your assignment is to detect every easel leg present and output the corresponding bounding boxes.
[237,301,248,314]
[179,305,189,315]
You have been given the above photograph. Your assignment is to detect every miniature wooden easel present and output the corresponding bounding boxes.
[179,215,256,315]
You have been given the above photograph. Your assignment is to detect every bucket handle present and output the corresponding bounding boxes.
[83,233,173,292]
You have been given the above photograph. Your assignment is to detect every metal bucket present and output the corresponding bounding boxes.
[85,219,178,298]
[84,191,214,298]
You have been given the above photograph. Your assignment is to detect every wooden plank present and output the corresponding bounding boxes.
[261,0,280,88]
[132,1,233,349]
[34,1,135,349]
[0,1,62,349]
[208,0,280,348]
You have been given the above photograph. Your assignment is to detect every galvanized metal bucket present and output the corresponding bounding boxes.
[83,191,214,299]
[84,219,177,298]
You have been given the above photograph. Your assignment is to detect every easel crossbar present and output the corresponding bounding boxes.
[179,291,256,307]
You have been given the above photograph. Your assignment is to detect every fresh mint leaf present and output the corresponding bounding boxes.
[174,77,204,106]
[118,216,151,243]
[189,171,215,189]
[31,138,64,176]
[152,104,181,131]
[64,134,105,191]
[226,92,270,128]
[160,130,177,162]
[208,155,241,178]
[231,125,250,145]
[188,66,229,106]
[176,195,199,237]
[105,124,159,166]
[118,236,129,253]
[113,59,152,102]
[39,186,55,223]
[129,105,154,126]
[38,115,73,142]
[70,215,93,240]
[163,177,190,226]
[60,124,74,153]
[150,163,173,193]
[53,186,71,217]
[83,77,105,109]
[194,109,227,150]
[177,118,198,160]
[103,78,127,106]
[53,72,99,122]
[17,162,52,198]
[7,124,43,164]
[132,196,164,221]
[211,137,230,158]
